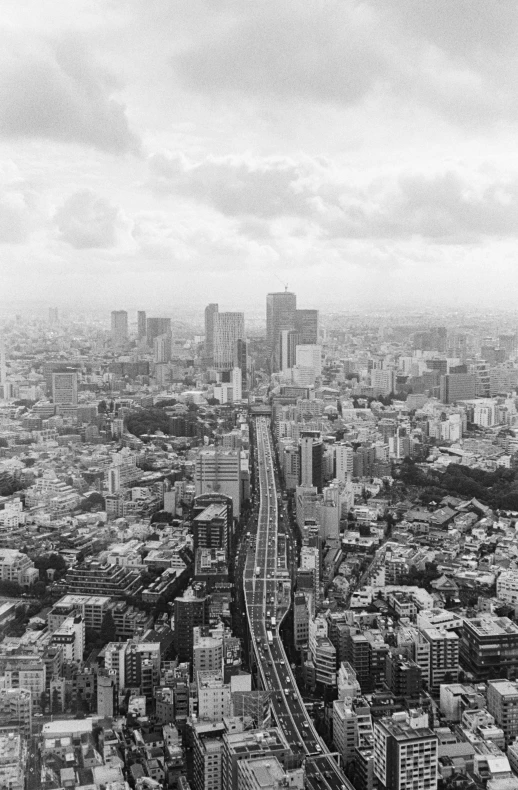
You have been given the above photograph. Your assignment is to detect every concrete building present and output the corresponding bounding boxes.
[440,373,476,404]
[111,310,128,345]
[213,312,245,371]
[0,688,31,733]
[52,371,78,406]
[197,671,231,722]
[205,303,219,364]
[487,680,518,741]
[373,713,438,790]
[266,291,297,373]
[0,549,38,587]
[418,628,459,692]
[50,613,84,662]
[97,670,117,718]
[222,728,291,790]
[195,449,242,517]
[238,757,303,790]
[299,431,323,492]
[460,615,518,681]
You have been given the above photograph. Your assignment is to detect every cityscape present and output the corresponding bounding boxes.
[1,297,518,790]
[4,2,518,790]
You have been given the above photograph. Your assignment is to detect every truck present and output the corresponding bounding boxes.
[255,567,261,576]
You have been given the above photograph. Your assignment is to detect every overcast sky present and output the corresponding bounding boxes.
[2,0,518,312]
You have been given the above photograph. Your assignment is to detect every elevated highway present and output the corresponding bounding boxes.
[243,417,354,790]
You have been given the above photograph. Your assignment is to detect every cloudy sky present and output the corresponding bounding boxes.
[2,0,518,312]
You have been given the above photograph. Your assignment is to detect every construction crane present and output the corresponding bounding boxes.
[274,274,289,292]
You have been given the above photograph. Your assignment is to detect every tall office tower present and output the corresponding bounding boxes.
[52,371,78,405]
[173,587,210,663]
[460,614,518,681]
[373,714,438,790]
[335,443,353,483]
[213,312,245,370]
[194,449,241,516]
[111,310,128,346]
[299,431,323,492]
[234,338,248,387]
[279,330,299,372]
[146,317,171,346]
[205,303,219,364]
[154,333,172,364]
[295,308,319,344]
[48,307,59,324]
[137,310,147,340]
[266,291,297,372]
[439,373,477,403]
[418,628,459,692]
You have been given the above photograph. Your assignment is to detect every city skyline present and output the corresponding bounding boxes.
[2,2,518,310]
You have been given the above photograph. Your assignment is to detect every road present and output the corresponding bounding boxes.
[243,417,354,790]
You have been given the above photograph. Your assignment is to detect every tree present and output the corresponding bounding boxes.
[40,691,48,714]
[100,610,116,645]
[32,580,46,598]
[51,688,60,714]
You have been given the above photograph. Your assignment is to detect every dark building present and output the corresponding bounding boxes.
[385,653,422,698]
[147,317,171,346]
[137,310,147,340]
[192,504,229,557]
[266,291,297,373]
[173,586,210,664]
[295,309,319,344]
[440,373,477,404]
[204,303,219,364]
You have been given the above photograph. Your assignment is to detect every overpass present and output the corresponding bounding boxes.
[243,417,354,790]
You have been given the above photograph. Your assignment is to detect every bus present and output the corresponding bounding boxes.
[270,616,276,627]
[267,630,273,645]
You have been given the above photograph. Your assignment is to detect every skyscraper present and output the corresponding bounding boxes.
[213,312,245,371]
[299,431,323,492]
[111,311,128,346]
[137,310,147,340]
[146,317,171,346]
[295,308,319,344]
[266,291,297,372]
[205,303,219,364]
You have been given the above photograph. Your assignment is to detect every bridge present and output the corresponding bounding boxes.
[243,417,354,790]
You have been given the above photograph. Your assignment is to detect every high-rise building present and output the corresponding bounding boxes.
[234,338,248,388]
[195,449,241,516]
[266,291,297,372]
[52,371,78,406]
[205,304,219,364]
[460,615,518,681]
[385,654,422,698]
[173,586,210,663]
[147,317,171,346]
[296,344,322,377]
[213,312,245,370]
[373,713,438,790]
[299,431,323,492]
[137,310,147,340]
[111,310,128,345]
[295,308,319,344]
[154,333,172,364]
[279,330,299,372]
[418,628,459,692]
[439,373,476,403]
[97,669,117,717]
[487,680,518,741]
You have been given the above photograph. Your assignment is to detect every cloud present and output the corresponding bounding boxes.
[148,152,317,218]
[0,192,33,244]
[149,152,518,243]
[55,189,123,248]
[171,0,518,127]
[0,33,139,153]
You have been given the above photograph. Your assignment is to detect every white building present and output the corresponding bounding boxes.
[197,671,231,721]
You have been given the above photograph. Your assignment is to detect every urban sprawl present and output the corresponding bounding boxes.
[2,295,518,790]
